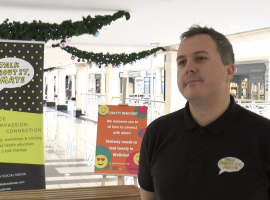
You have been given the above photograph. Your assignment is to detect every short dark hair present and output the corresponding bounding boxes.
[180,25,235,65]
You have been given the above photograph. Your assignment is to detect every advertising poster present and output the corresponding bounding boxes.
[95,105,147,175]
[0,41,45,191]
[135,77,144,94]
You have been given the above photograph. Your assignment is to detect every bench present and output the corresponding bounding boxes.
[0,185,141,200]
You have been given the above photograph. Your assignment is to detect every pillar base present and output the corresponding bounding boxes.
[76,110,82,117]
[57,105,67,110]
[47,102,55,107]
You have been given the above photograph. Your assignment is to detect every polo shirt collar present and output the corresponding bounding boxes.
[184,95,240,135]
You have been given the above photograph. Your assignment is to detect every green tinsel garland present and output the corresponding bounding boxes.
[52,44,166,65]
[0,11,130,42]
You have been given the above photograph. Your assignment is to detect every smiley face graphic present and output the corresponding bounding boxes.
[95,154,108,169]
[133,153,140,165]
[95,145,112,171]
[125,151,140,174]
[98,105,110,116]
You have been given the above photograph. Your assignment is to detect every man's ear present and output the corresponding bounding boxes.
[226,64,235,82]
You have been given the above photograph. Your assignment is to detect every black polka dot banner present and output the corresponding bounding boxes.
[0,42,44,113]
[0,41,45,191]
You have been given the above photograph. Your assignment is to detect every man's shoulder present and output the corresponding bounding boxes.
[147,108,184,131]
[237,104,270,125]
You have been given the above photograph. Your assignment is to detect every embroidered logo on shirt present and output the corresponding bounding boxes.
[218,157,244,175]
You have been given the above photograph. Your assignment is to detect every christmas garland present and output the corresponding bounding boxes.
[0,11,130,42]
[52,44,166,66]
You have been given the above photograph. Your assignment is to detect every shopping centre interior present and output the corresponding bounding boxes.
[1,0,270,192]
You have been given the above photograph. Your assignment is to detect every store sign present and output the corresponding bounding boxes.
[135,77,144,94]
[146,71,156,76]
[119,72,124,78]
[140,71,146,77]
[129,71,138,77]
[235,63,266,75]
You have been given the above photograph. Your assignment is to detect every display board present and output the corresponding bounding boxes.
[135,77,144,94]
[95,105,147,175]
[0,41,45,191]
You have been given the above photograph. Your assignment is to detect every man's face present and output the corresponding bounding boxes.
[177,34,232,102]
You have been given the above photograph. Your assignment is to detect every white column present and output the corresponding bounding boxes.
[155,68,162,96]
[101,66,106,94]
[164,51,186,114]
[106,64,120,104]
[86,64,89,94]
[57,68,67,109]
[43,72,47,100]
[72,74,76,98]
[267,61,270,102]
[76,65,87,112]
[151,56,154,100]
[47,70,55,105]
[125,69,129,96]
[55,73,58,98]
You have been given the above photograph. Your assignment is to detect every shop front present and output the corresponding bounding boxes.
[231,63,266,101]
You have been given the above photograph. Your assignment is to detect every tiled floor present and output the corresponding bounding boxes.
[44,106,124,189]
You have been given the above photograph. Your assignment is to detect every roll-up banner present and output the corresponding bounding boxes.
[0,40,45,191]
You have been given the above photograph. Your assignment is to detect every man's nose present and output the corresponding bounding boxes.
[185,61,196,74]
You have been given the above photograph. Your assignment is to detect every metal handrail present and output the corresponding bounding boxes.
[81,93,106,96]
[119,93,163,96]
[112,96,165,103]
[235,99,268,103]
[237,103,270,105]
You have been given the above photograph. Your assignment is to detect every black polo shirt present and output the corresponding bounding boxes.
[138,95,270,200]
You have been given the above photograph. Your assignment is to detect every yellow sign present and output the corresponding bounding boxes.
[0,110,44,165]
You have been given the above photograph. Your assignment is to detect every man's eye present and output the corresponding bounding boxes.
[178,61,186,66]
[197,57,206,61]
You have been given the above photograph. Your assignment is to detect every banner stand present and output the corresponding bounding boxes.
[101,174,138,187]
[100,77,138,186]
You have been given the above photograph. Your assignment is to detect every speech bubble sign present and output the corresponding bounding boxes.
[218,157,244,175]
[0,58,34,91]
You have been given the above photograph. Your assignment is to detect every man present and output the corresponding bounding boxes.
[138,25,270,200]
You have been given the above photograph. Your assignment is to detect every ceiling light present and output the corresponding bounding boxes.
[65,173,70,176]
[228,25,242,29]
[150,43,160,45]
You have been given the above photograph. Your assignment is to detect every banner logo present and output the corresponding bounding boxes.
[0,58,34,91]
[218,157,244,175]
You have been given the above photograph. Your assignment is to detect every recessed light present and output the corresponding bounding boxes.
[65,173,70,176]
[228,25,242,29]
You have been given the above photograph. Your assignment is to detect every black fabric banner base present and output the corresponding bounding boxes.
[0,163,45,191]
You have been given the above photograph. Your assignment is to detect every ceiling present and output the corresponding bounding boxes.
[1,0,270,68]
